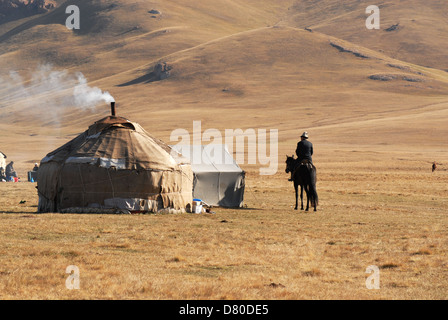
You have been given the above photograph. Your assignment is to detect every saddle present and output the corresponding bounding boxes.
[288,159,315,181]
[297,159,315,170]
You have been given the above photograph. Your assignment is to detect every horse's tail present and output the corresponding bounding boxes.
[309,182,318,207]
[309,166,318,207]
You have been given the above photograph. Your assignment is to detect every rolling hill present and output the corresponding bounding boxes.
[282,0,448,70]
[0,0,447,173]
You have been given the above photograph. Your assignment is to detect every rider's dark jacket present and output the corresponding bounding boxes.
[296,139,313,163]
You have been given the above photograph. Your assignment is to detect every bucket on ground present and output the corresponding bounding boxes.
[192,198,203,213]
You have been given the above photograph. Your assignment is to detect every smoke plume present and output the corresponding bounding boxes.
[73,73,115,108]
[0,64,114,121]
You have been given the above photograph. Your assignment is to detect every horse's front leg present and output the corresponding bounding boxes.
[300,185,304,210]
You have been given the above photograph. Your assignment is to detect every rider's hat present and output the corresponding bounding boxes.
[301,131,309,139]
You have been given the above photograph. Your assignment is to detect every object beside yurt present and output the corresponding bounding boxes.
[37,112,193,213]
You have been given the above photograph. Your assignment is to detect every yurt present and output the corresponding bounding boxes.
[37,107,193,213]
[0,151,6,171]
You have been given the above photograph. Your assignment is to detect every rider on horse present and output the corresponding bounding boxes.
[289,131,314,181]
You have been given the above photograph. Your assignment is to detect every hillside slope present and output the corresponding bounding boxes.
[0,0,447,172]
[0,0,55,25]
[282,0,448,70]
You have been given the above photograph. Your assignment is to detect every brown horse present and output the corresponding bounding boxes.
[285,155,318,211]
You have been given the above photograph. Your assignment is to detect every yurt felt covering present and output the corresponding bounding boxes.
[37,116,193,213]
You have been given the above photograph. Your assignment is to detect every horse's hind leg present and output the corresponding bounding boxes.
[300,185,304,210]
[305,186,310,211]
[294,184,298,210]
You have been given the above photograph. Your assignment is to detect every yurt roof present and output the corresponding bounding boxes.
[41,116,187,171]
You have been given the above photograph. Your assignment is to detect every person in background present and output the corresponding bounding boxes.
[33,163,39,172]
[5,161,18,182]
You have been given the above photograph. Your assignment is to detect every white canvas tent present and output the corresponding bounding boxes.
[171,144,245,207]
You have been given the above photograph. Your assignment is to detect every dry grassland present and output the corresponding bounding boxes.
[0,0,447,300]
[1,149,446,300]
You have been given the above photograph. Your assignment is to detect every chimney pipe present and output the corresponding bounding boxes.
[111,101,116,116]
